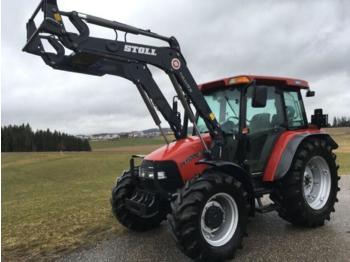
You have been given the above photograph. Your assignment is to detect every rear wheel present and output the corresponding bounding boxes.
[168,170,250,261]
[271,138,340,227]
[111,172,166,231]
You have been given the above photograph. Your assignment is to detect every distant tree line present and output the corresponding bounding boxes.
[332,117,350,128]
[1,124,91,152]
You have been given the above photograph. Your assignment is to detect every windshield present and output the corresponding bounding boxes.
[197,88,241,134]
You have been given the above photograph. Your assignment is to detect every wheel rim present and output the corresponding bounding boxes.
[200,192,238,247]
[303,156,331,210]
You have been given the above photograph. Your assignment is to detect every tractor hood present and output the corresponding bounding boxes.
[144,135,211,181]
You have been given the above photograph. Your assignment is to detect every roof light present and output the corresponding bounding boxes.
[228,76,251,85]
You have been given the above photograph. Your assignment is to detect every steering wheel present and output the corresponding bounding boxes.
[227,116,239,122]
[227,116,252,124]
[221,118,239,134]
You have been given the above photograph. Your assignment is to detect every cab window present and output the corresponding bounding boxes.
[246,85,284,134]
[196,87,241,134]
[283,91,306,128]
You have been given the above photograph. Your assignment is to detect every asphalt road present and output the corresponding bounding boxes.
[57,176,350,262]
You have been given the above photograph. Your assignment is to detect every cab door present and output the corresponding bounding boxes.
[244,85,285,174]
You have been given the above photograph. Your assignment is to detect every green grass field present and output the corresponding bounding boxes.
[1,139,164,261]
[325,127,350,174]
[1,131,350,261]
[90,137,166,150]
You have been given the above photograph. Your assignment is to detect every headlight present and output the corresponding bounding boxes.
[157,171,166,179]
[139,167,167,180]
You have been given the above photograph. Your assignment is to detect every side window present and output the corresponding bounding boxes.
[283,91,306,128]
[246,86,284,134]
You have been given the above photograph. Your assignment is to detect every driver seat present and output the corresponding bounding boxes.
[249,113,271,133]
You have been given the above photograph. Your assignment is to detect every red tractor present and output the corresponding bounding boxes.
[24,1,340,261]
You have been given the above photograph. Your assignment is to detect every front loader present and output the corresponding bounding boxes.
[23,1,340,261]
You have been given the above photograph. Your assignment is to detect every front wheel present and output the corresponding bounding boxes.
[111,172,166,231]
[168,170,250,261]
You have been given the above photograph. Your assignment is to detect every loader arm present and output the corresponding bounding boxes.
[23,0,224,156]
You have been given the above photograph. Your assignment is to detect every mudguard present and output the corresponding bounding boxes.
[197,160,254,214]
[263,129,338,182]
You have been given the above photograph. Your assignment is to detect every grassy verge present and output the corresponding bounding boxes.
[325,127,350,175]
[337,152,350,175]
[90,137,166,150]
[1,145,157,261]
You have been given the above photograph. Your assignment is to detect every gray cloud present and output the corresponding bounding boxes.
[1,0,350,134]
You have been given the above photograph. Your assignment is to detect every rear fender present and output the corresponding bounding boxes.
[197,160,254,215]
[264,132,338,182]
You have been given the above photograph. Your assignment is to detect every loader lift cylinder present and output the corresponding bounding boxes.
[135,83,169,144]
[169,74,209,153]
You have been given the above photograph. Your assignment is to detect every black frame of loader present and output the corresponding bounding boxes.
[23,0,226,157]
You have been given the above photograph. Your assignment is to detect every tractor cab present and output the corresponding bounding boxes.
[197,75,310,173]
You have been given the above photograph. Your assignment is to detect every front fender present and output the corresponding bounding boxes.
[263,131,338,182]
[197,160,254,215]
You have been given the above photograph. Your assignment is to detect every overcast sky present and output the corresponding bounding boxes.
[1,0,350,134]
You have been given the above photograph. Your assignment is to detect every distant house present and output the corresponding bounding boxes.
[148,131,160,137]
[107,134,120,139]
[78,128,169,141]
[128,131,145,138]
[75,134,90,140]
[88,133,120,141]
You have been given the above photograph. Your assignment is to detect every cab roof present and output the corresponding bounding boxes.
[198,75,309,92]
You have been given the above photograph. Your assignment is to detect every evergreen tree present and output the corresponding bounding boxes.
[1,124,91,152]
[24,124,33,151]
[332,117,337,127]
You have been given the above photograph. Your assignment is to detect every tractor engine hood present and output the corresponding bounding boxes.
[144,135,211,181]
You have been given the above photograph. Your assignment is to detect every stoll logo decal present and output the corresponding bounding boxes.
[124,44,157,56]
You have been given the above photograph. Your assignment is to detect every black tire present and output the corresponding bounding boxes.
[271,137,340,227]
[168,170,250,261]
[111,172,166,231]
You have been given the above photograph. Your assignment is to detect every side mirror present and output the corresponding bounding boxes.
[306,90,315,97]
[311,108,328,128]
[252,85,267,108]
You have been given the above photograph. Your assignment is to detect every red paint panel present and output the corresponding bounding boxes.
[263,128,322,182]
[145,134,212,181]
[199,75,309,91]
[145,127,322,183]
